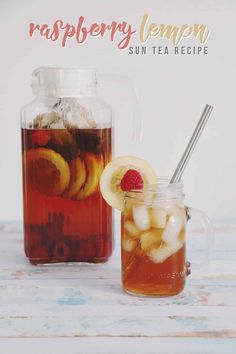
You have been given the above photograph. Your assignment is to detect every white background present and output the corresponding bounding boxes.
[0,0,235,220]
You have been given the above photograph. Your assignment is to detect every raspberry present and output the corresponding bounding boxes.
[32,130,50,146]
[120,169,144,192]
[53,242,71,261]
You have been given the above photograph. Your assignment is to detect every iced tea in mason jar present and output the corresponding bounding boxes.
[121,179,212,296]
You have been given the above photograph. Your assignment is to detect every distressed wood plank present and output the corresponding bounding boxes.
[0,312,236,338]
[0,337,236,354]
[0,221,236,341]
[1,260,236,280]
[1,280,236,309]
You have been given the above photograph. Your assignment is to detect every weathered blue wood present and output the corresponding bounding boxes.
[0,338,235,354]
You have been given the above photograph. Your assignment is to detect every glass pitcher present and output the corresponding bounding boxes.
[121,178,213,296]
[21,67,137,265]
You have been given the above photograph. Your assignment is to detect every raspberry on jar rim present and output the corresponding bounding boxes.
[120,169,144,192]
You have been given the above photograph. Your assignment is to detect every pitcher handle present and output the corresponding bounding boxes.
[98,73,142,143]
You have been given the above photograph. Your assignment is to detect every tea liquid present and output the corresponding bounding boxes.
[121,205,186,296]
[22,128,113,264]
[122,244,186,296]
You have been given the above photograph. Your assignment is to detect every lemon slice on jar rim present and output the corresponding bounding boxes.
[99,156,157,210]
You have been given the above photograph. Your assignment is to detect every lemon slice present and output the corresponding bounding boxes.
[76,153,103,200]
[100,156,157,210]
[66,157,86,198]
[25,148,70,196]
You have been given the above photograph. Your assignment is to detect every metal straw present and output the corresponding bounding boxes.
[170,104,214,184]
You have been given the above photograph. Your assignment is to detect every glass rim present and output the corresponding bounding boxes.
[124,177,184,202]
[32,66,97,74]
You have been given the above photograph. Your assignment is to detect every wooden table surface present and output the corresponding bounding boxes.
[0,220,236,353]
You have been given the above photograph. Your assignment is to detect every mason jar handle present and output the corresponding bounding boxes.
[186,206,214,264]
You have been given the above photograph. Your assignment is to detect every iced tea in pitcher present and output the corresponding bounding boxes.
[21,68,113,264]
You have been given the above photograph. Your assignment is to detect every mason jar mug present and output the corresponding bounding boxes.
[121,179,213,296]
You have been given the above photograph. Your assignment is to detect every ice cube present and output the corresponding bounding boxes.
[123,204,133,219]
[132,205,150,231]
[124,221,140,237]
[161,213,183,245]
[179,229,186,244]
[165,204,186,222]
[140,229,162,252]
[122,237,137,252]
[150,208,167,229]
[149,242,182,263]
